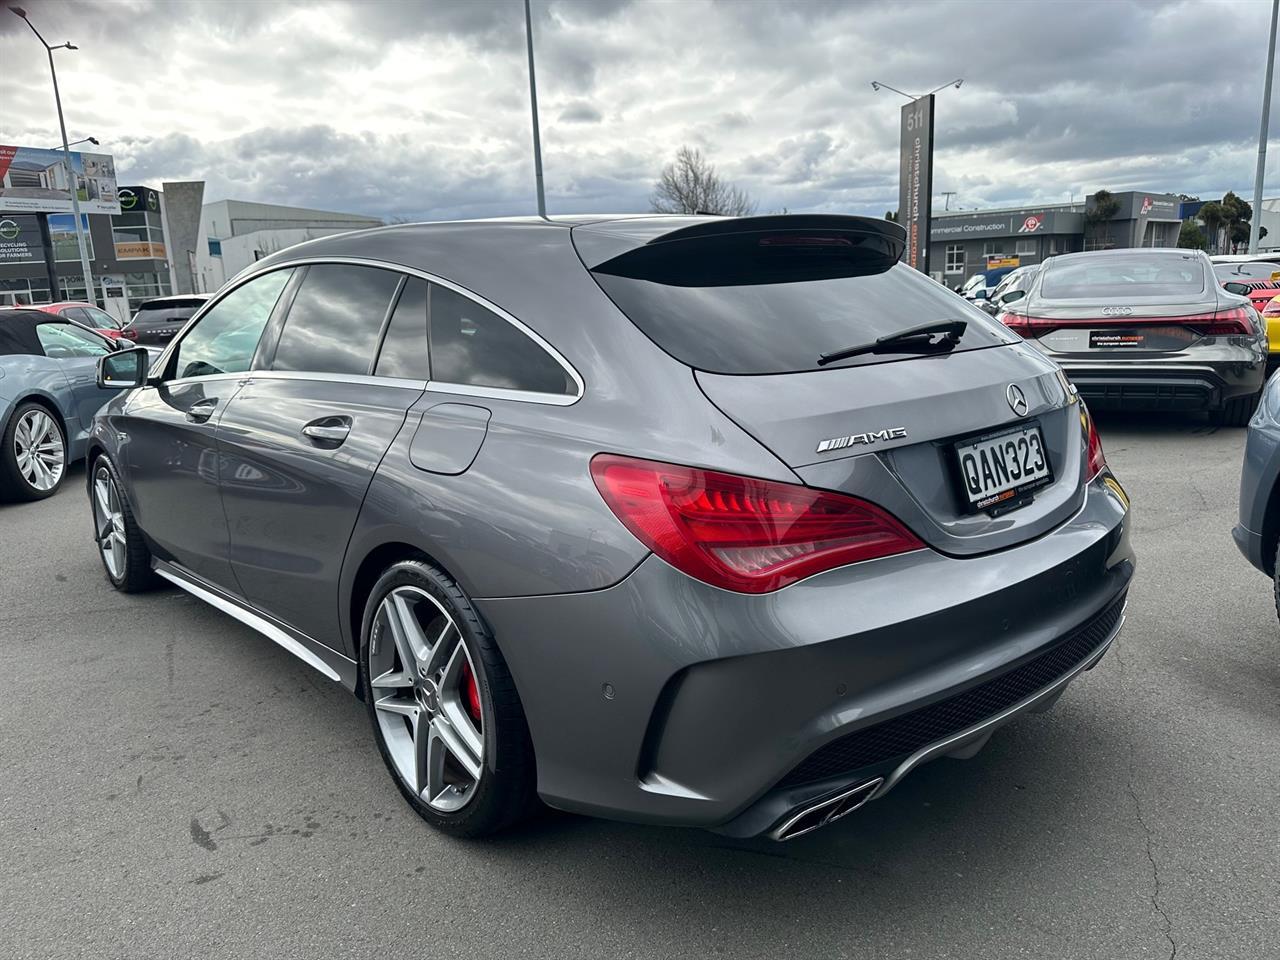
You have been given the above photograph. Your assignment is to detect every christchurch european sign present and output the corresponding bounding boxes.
[897,95,934,273]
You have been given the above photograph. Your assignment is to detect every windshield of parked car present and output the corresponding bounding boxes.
[1040,254,1206,300]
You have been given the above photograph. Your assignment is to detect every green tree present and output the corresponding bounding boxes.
[1177,220,1207,250]
[1221,191,1253,252]
[886,210,899,222]
[1084,190,1121,249]
[1198,201,1226,253]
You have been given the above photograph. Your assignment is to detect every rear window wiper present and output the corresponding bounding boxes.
[817,319,968,366]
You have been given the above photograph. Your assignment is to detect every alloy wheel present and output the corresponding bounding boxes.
[14,409,64,492]
[93,466,127,579]
[369,586,485,812]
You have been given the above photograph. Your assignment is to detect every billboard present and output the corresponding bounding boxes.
[0,144,120,215]
[0,213,94,263]
[897,95,934,273]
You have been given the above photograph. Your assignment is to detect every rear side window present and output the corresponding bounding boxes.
[174,269,291,379]
[375,278,429,380]
[272,264,401,375]
[591,263,1012,375]
[1041,254,1206,300]
[429,284,573,396]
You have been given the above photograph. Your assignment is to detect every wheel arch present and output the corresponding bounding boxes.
[3,392,69,445]
[1262,485,1280,578]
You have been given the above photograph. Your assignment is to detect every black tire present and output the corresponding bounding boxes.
[1274,539,1280,627]
[90,454,162,593]
[1212,392,1259,428]
[0,401,66,502]
[360,559,538,838]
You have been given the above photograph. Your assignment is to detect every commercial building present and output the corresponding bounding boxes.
[193,200,382,293]
[0,184,173,322]
[0,181,383,320]
[928,190,1183,285]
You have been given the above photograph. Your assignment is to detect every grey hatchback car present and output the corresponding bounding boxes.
[87,214,1134,840]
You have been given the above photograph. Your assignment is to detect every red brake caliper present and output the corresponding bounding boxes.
[460,661,482,726]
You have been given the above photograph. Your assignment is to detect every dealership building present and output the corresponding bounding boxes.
[1,175,382,322]
[928,191,1184,285]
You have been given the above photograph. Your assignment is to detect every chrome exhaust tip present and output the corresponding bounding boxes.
[769,778,883,842]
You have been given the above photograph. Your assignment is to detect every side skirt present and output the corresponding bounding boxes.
[153,559,357,689]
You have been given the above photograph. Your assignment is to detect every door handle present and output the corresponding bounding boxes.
[185,398,218,423]
[302,417,351,444]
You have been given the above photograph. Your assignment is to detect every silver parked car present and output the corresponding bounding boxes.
[996,248,1268,425]
[86,214,1134,840]
[0,308,119,500]
[1235,371,1280,623]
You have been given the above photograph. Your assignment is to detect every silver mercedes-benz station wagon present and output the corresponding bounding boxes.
[88,214,1134,840]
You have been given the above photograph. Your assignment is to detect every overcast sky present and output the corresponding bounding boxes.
[1,0,1276,222]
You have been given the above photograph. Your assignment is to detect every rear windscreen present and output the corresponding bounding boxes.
[1040,255,1206,300]
[131,306,201,325]
[591,261,1014,375]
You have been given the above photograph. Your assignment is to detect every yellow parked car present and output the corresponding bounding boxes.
[1264,295,1280,371]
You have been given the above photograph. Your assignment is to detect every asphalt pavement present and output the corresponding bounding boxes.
[1,412,1276,960]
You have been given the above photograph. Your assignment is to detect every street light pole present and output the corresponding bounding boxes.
[523,0,547,218]
[11,7,96,305]
[1250,0,1277,254]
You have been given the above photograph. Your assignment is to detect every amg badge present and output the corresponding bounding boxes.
[816,427,908,453]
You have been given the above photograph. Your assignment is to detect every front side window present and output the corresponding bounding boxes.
[173,269,291,379]
[375,277,430,380]
[36,322,111,358]
[945,244,964,275]
[271,264,401,375]
[429,283,573,396]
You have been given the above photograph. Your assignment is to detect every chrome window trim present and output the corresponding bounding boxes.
[228,256,585,406]
[242,369,428,391]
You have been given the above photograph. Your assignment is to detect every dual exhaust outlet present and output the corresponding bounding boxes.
[769,778,883,841]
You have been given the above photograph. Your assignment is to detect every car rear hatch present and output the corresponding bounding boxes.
[1008,251,1251,358]
[574,215,1088,557]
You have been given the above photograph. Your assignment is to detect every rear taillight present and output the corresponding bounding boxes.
[120,327,137,340]
[1263,299,1280,318]
[996,311,1032,337]
[1082,404,1106,480]
[590,454,924,593]
[1006,308,1255,339]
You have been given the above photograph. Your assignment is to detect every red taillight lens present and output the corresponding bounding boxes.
[1008,308,1255,339]
[996,311,1032,337]
[1263,299,1280,318]
[120,327,138,340]
[1082,404,1106,480]
[590,454,925,593]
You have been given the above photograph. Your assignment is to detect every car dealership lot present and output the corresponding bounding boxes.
[2,414,1276,960]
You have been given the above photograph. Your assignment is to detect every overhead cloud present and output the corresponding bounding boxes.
[0,0,1274,223]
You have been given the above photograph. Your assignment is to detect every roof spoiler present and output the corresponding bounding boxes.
[588,214,908,288]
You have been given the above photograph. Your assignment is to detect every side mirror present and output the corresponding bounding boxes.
[972,289,989,300]
[97,346,149,389]
[1000,289,1027,305]
[1223,281,1250,296]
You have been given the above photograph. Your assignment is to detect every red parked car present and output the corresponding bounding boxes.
[33,301,136,343]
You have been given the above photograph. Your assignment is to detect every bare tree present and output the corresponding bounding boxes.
[649,146,757,216]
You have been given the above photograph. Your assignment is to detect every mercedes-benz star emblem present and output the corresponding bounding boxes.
[1007,384,1029,417]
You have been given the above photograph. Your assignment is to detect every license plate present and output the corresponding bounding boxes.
[1089,329,1145,349]
[953,423,1053,512]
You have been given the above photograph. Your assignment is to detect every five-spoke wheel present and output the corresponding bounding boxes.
[370,585,486,812]
[93,464,128,580]
[361,560,537,837]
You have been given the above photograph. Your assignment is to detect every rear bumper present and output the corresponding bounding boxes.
[477,472,1134,834]
[1058,358,1265,411]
